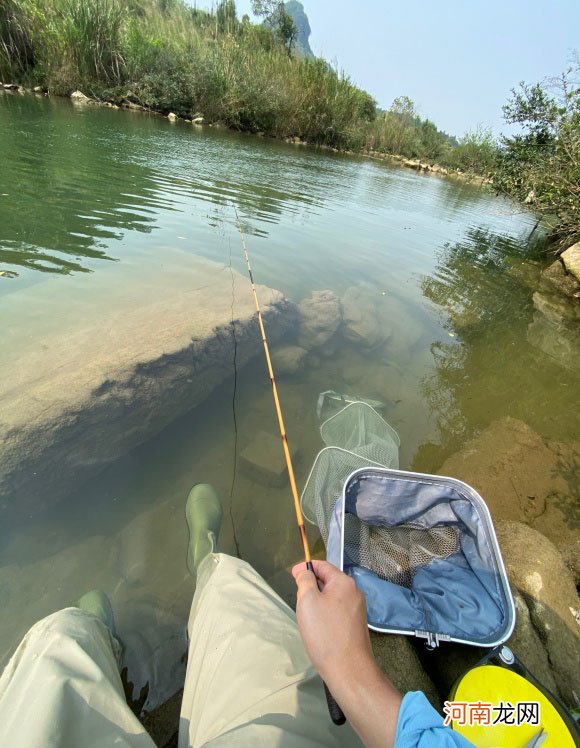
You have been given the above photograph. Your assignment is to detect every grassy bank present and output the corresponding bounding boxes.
[0,0,491,165]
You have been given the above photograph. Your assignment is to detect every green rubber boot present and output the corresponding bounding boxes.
[76,589,116,634]
[185,483,223,575]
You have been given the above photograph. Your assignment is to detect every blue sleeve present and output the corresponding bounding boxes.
[395,692,476,748]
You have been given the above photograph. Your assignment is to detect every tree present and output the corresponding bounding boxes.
[251,1,297,56]
[494,62,580,248]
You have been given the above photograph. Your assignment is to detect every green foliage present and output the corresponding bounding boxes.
[0,0,36,80]
[494,64,580,248]
[363,95,459,163]
[446,127,498,174]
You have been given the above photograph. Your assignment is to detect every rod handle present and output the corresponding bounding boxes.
[323,681,346,726]
[306,560,347,726]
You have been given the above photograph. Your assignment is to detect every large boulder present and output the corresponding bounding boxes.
[561,540,580,586]
[561,242,580,283]
[370,632,441,709]
[270,344,308,375]
[540,258,580,297]
[495,521,580,705]
[0,257,294,515]
[296,290,342,350]
[439,418,579,548]
[341,284,392,350]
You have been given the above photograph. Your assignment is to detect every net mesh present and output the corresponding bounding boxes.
[301,400,460,589]
[344,514,459,587]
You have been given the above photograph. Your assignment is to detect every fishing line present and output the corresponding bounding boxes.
[227,235,242,560]
[232,204,346,726]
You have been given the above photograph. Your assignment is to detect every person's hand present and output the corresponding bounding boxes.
[292,559,402,748]
[291,559,372,685]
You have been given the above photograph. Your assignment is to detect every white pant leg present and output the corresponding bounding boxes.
[0,607,155,748]
[179,553,362,748]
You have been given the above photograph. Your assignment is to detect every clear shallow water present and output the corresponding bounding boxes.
[1,92,578,708]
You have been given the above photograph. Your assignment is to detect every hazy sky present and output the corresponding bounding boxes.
[192,1,579,137]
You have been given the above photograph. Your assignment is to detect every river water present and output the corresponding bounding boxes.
[1,92,578,709]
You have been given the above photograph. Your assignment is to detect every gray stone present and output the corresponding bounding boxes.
[561,243,580,283]
[167,112,177,122]
[506,589,560,696]
[541,259,580,297]
[0,257,293,514]
[191,116,204,125]
[239,429,298,487]
[270,344,307,375]
[297,290,342,350]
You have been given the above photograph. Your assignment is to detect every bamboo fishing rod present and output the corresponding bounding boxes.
[233,206,346,726]
[233,205,311,564]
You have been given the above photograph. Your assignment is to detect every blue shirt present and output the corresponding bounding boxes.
[396,692,476,747]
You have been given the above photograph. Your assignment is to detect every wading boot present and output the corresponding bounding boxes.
[185,483,223,575]
[76,589,116,634]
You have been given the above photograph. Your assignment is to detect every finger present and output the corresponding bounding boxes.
[308,559,343,585]
[293,569,320,598]
[291,562,308,580]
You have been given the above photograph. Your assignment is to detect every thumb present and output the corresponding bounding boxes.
[292,566,320,598]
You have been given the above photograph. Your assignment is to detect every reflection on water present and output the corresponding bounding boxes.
[418,227,580,465]
[1,93,579,711]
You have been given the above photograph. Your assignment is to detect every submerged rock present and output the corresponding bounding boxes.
[341,284,392,350]
[239,429,299,487]
[527,291,580,370]
[0,257,293,514]
[439,417,579,548]
[270,344,307,375]
[296,290,342,350]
